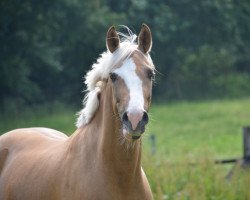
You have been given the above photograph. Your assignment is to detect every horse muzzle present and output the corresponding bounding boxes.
[122,111,149,139]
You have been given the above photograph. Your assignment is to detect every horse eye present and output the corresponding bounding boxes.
[147,69,154,80]
[110,73,118,82]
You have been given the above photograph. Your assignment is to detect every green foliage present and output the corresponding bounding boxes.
[135,0,250,100]
[167,45,237,99]
[0,0,124,107]
[0,0,250,107]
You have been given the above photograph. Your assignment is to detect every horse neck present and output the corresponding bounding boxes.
[69,83,142,178]
[97,83,142,174]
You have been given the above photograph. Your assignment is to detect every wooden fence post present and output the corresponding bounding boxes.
[243,127,250,165]
[149,134,156,155]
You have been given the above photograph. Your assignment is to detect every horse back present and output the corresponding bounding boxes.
[0,148,8,175]
[0,128,68,200]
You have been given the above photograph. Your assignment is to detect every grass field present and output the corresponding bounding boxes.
[143,98,250,200]
[1,98,250,199]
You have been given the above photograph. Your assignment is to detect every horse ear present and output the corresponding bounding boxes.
[138,24,152,54]
[106,26,120,53]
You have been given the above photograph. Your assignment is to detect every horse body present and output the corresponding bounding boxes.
[0,24,154,200]
[0,84,152,200]
[0,128,67,199]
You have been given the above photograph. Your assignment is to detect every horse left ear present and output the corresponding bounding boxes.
[138,24,152,54]
[106,26,120,53]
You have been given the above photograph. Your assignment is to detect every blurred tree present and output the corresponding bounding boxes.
[0,0,124,110]
[0,0,249,110]
[126,0,250,100]
[0,0,65,106]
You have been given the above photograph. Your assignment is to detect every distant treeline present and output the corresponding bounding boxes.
[1,0,250,110]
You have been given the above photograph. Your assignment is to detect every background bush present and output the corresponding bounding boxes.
[0,0,249,110]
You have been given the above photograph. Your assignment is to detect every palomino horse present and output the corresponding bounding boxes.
[0,24,154,200]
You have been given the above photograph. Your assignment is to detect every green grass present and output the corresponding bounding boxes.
[1,98,250,199]
[145,99,250,161]
[0,104,76,135]
[143,98,250,200]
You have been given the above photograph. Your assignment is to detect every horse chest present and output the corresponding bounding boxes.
[59,172,151,200]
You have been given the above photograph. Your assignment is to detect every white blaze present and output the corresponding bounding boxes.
[114,58,144,113]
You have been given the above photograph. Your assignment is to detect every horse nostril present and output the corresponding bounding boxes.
[122,112,129,122]
[142,112,149,124]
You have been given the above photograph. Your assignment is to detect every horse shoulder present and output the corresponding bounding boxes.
[141,168,154,200]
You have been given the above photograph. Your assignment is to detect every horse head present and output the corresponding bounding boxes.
[106,24,154,140]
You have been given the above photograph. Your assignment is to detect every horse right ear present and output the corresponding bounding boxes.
[106,26,120,53]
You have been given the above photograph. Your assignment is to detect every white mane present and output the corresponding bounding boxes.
[76,30,139,128]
